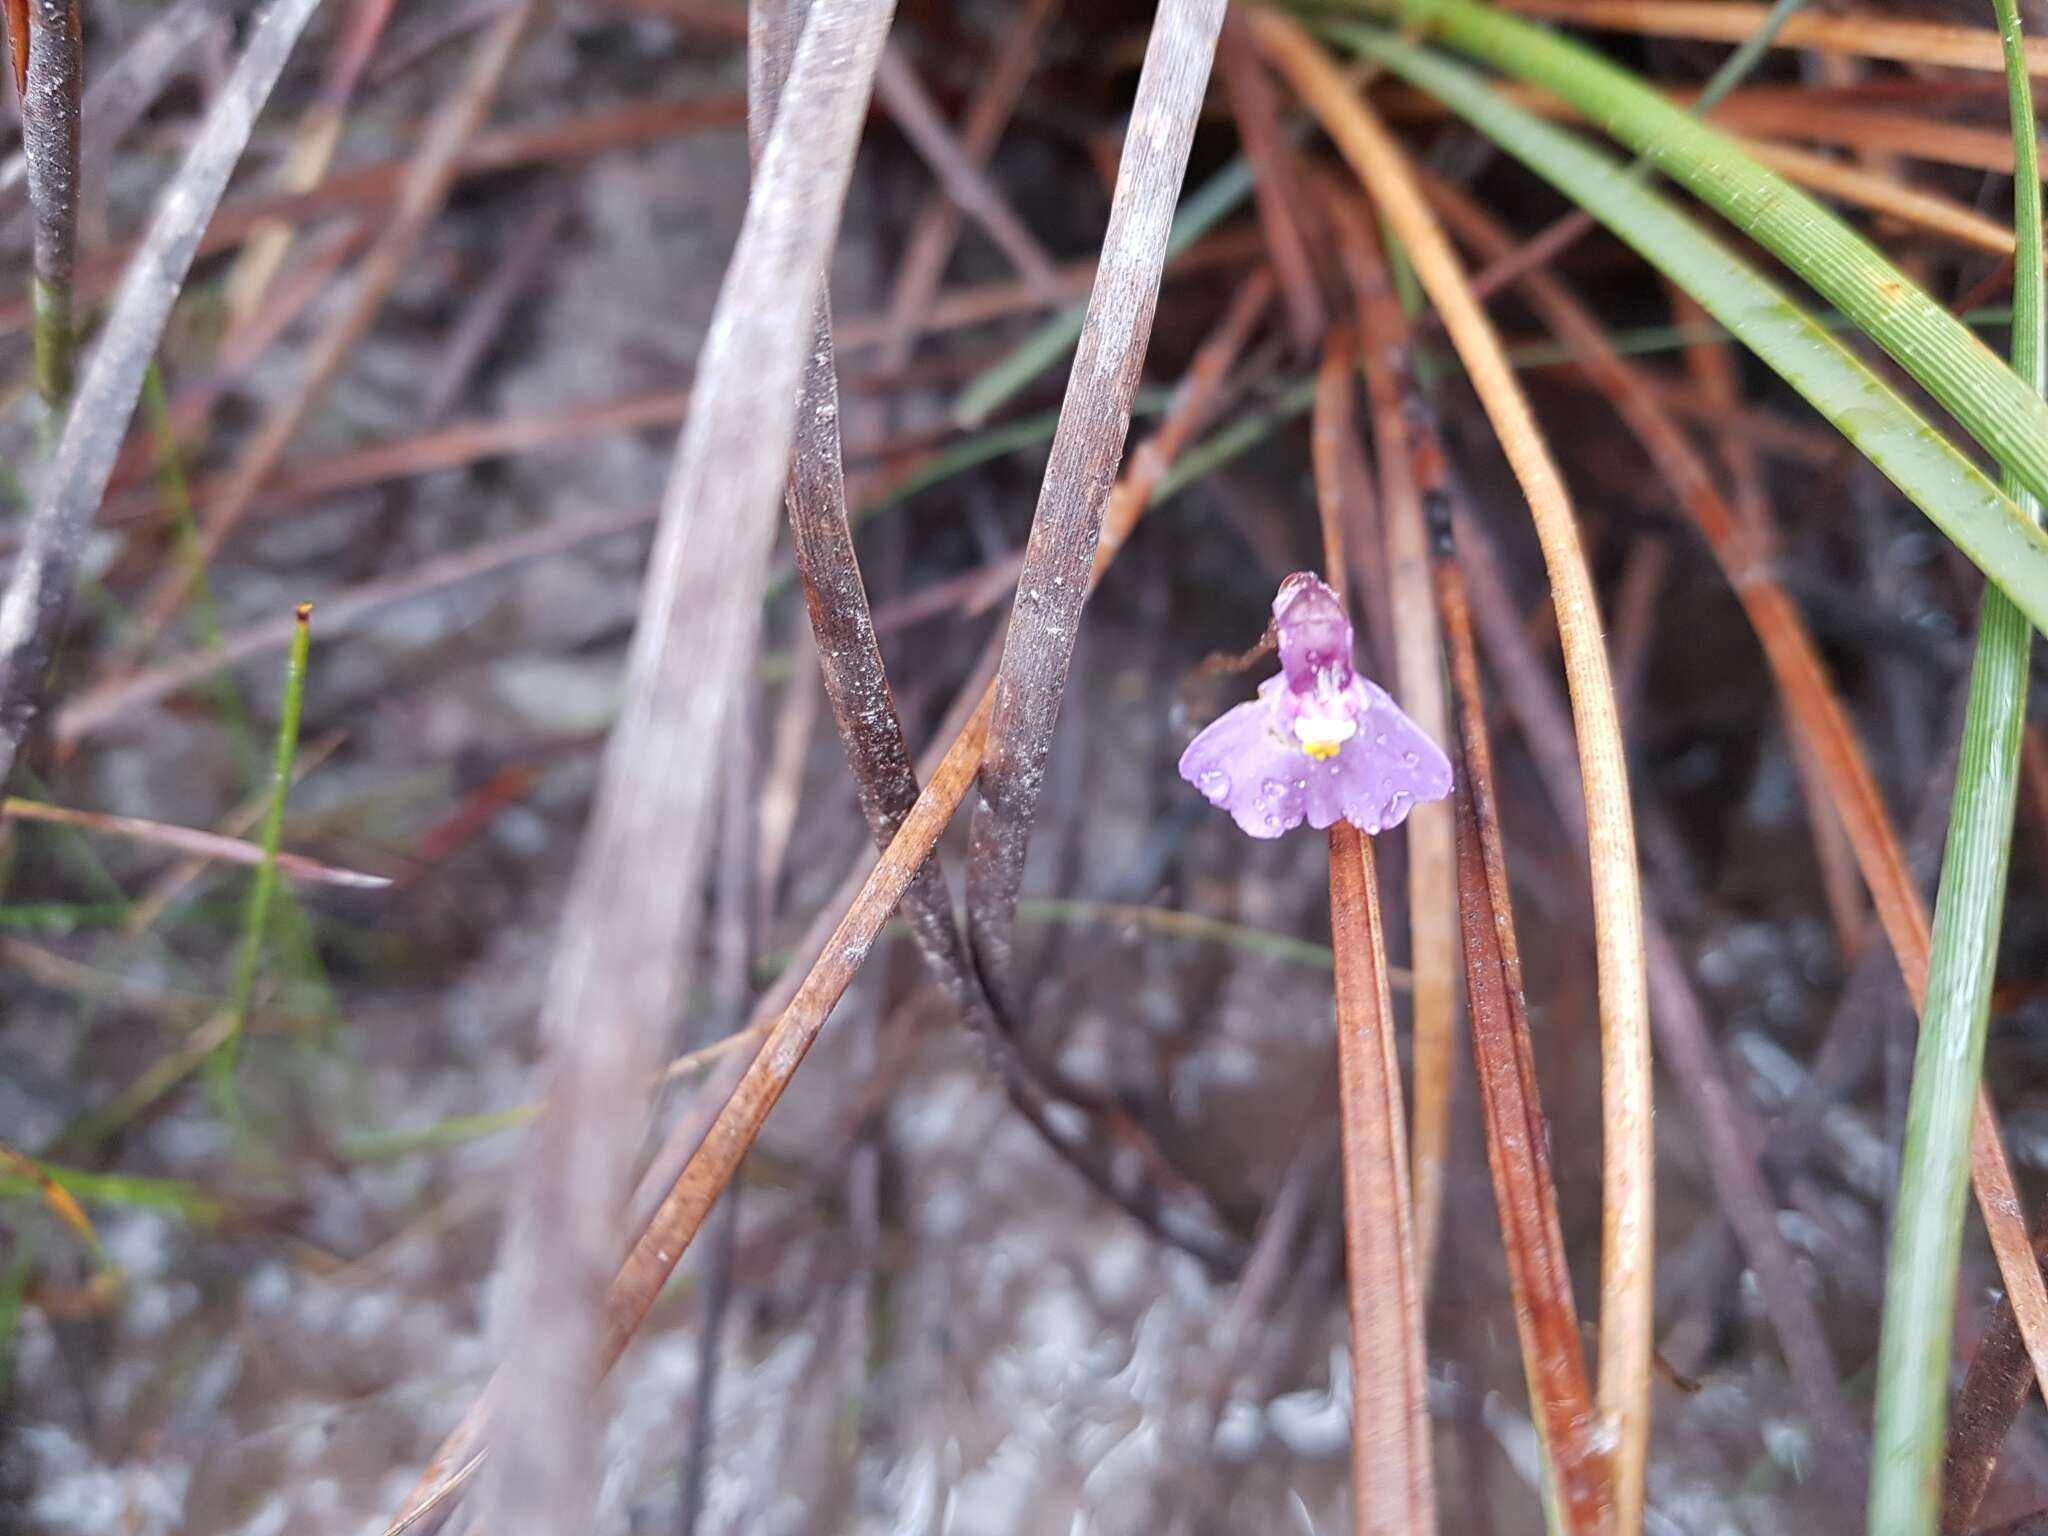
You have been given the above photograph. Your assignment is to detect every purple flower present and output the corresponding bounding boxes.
[1178,573,1453,839]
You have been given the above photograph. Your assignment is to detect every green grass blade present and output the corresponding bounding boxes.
[1870,1,2046,1527]
[1321,25,2048,640]
[1316,0,2048,551]
[206,603,313,1117]
[2,1162,225,1224]
[952,153,1258,427]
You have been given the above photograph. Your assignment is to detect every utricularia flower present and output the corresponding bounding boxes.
[1178,573,1453,839]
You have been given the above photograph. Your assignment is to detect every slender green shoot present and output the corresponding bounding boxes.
[1322,25,2048,640]
[1869,0,2045,1526]
[152,362,337,1031]
[206,604,313,1119]
[0,1162,225,1225]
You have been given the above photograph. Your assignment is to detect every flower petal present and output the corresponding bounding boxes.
[1322,677,1456,834]
[1176,697,1314,839]
[1273,572,1355,685]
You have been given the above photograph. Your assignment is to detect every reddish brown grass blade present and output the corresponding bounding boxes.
[5,0,26,98]
[1329,193,1459,1295]
[1435,538,1607,1532]
[1494,0,2044,73]
[1218,10,1325,349]
[1944,1212,2048,1532]
[1328,822,1439,1535]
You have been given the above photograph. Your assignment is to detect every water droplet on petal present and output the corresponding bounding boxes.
[1294,778,1307,790]
[1402,750,1419,768]
[1375,732,1389,746]
[1261,778,1286,801]
[1198,768,1230,801]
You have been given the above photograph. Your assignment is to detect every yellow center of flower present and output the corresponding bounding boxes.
[1301,738,1342,762]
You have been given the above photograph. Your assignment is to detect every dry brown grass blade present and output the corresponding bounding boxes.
[0,796,390,889]
[1219,10,1326,349]
[478,0,896,1527]
[604,683,990,1358]
[114,1,538,662]
[224,0,397,328]
[964,0,1227,998]
[22,0,81,407]
[1328,821,1438,1536]
[873,43,1062,301]
[1494,0,2047,74]
[1329,193,1459,1298]
[1435,529,1606,1533]
[1415,169,2048,1433]
[873,0,1055,375]
[1256,18,1655,1527]
[0,0,325,792]
[120,734,345,935]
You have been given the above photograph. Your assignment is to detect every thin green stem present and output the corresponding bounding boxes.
[1,1162,225,1224]
[1869,0,2044,1527]
[206,604,313,1117]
